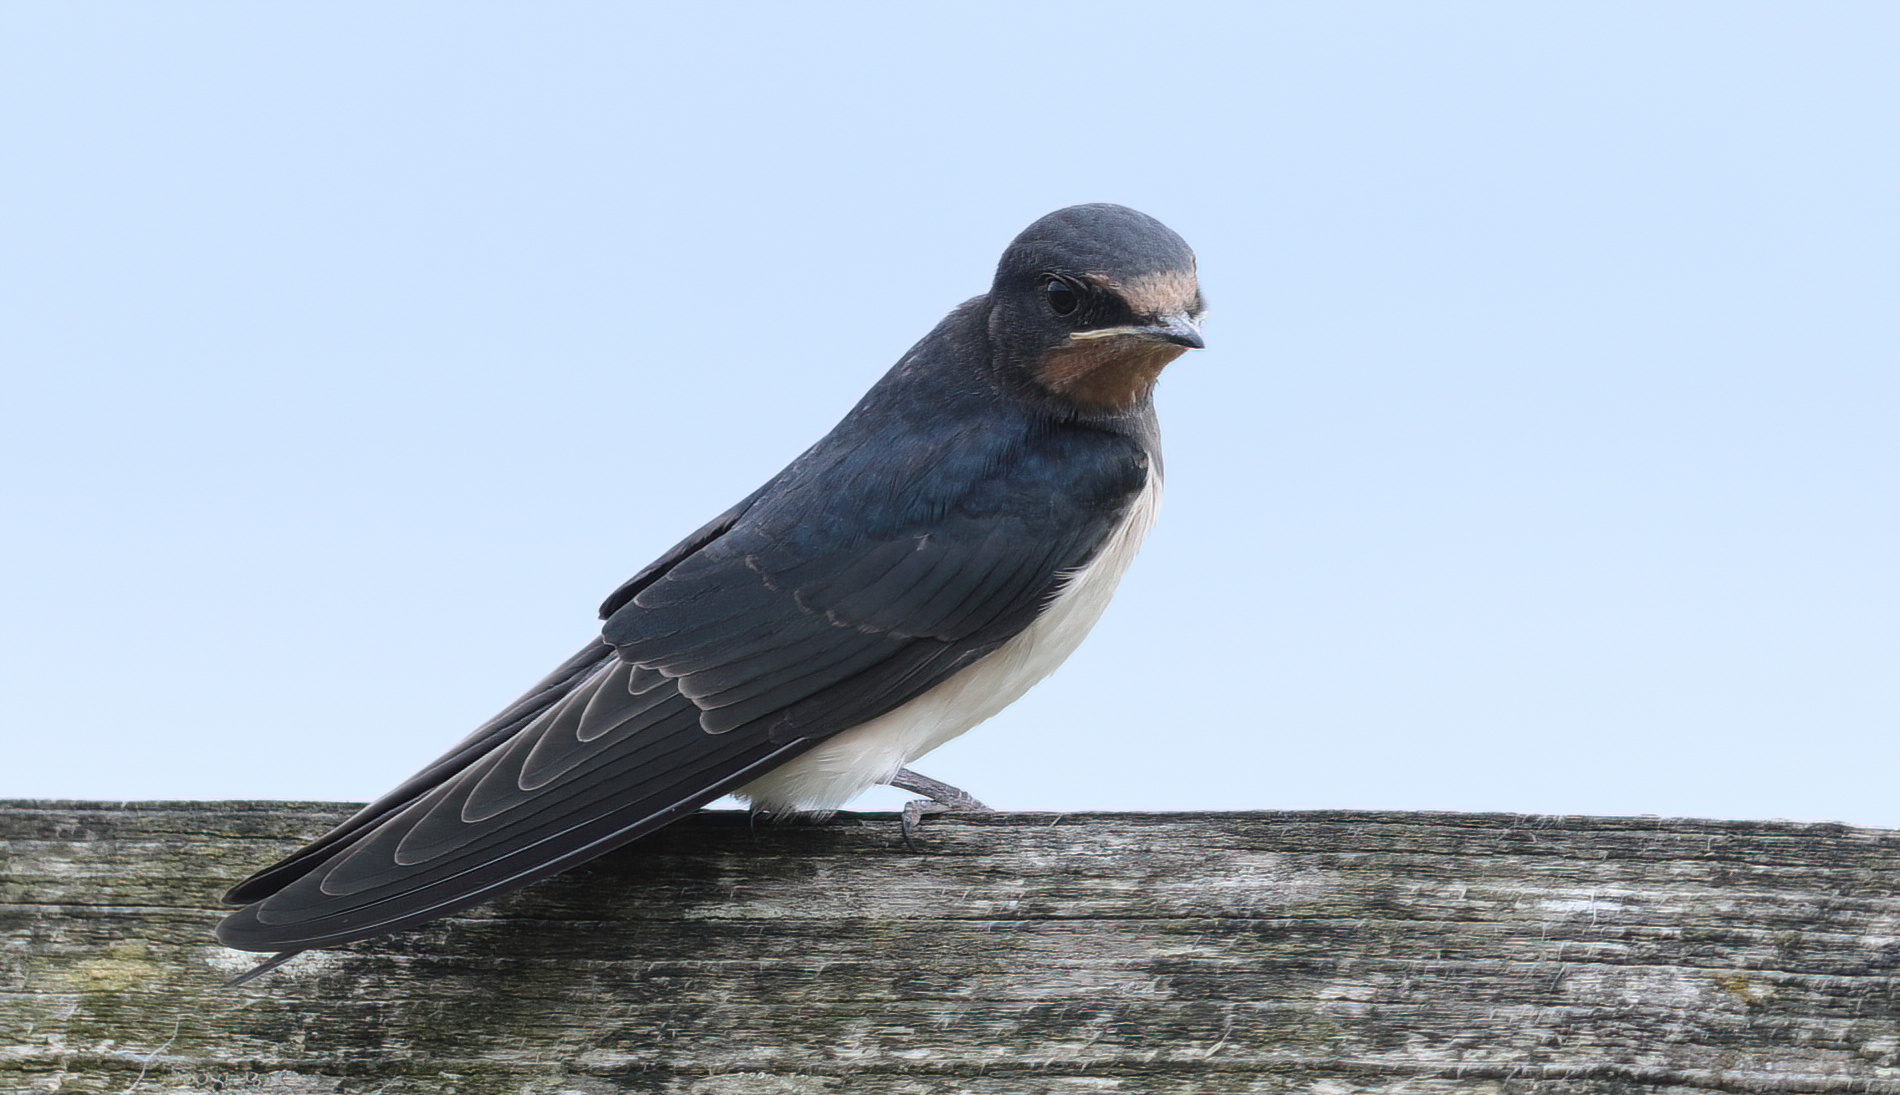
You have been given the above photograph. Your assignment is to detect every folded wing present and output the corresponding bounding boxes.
[218,421,1147,951]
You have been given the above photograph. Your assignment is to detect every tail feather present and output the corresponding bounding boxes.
[217,643,810,952]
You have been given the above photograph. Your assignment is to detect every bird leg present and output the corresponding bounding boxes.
[888,767,993,851]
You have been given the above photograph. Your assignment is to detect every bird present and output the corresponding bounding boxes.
[217,203,1204,982]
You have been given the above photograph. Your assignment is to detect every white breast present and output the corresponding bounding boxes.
[737,472,1161,815]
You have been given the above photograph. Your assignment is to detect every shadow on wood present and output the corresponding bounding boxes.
[5,801,1900,1093]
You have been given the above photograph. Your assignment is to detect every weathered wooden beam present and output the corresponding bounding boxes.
[5,801,1900,1094]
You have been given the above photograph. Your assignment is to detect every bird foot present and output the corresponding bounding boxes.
[888,767,992,851]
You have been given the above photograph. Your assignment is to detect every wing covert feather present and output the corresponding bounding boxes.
[604,423,1148,737]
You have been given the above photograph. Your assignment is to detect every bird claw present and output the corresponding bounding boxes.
[889,767,992,852]
[899,798,948,852]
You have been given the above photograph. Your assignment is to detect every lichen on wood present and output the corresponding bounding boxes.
[5,801,1900,1094]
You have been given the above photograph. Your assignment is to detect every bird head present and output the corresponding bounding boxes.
[988,204,1204,412]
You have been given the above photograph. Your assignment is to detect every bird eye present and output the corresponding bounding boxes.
[1042,276,1080,317]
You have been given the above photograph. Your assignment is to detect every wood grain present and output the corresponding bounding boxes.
[5,801,1900,1093]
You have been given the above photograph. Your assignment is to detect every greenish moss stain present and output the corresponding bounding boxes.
[70,939,161,993]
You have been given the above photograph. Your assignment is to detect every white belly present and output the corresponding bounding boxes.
[736,473,1161,814]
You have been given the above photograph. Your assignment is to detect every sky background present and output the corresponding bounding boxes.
[3,3,1896,826]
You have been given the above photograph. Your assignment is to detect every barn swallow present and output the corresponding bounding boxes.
[218,203,1204,980]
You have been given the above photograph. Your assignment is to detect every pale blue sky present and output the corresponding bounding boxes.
[3,4,1896,825]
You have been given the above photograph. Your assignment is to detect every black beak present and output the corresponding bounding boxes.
[1148,313,1205,350]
